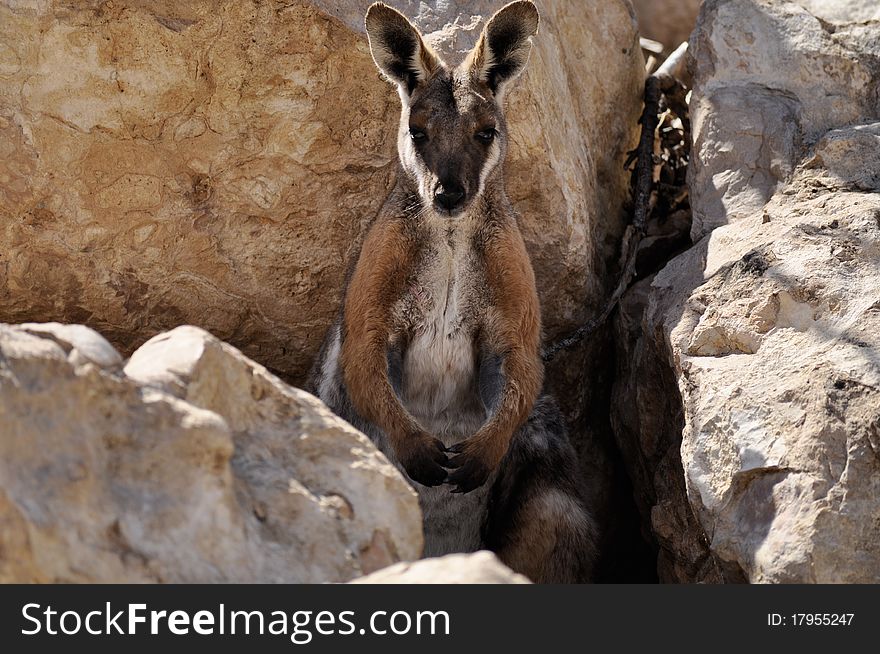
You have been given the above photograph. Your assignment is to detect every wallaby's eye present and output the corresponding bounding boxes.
[409,128,427,142]
[475,128,497,143]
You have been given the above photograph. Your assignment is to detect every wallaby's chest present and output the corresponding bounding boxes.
[393,233,486,432]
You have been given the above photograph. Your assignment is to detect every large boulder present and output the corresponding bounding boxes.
[614,0,880,582]
[688,0,880,241]
[0,0,643,382]
[0,323,421,583]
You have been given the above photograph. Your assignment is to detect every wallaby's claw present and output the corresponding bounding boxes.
[444,451,491,494]
[400,435,449,487]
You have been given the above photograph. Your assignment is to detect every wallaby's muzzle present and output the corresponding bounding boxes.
[433,181,466,214]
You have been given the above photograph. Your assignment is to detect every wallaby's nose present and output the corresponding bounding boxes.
[434,185,465,212]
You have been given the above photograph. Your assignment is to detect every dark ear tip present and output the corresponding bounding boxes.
[365,2,405,31]
[366,2,392,13]
[364,2,394,33]
[499,0,540,35]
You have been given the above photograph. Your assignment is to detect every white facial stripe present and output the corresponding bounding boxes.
[397,131,431,207]
[477,139,502,199]
[317,324,341,401]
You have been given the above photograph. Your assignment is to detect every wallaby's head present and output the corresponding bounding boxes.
[365,1,539,217]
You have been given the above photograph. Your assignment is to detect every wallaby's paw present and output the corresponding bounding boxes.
[444,441,493,493]
[399,434,449,487]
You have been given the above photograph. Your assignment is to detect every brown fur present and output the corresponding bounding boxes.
[339,187,542,487]
[453,225,542,474]
[340,211,449,482]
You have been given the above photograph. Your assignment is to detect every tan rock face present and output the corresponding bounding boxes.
[615,0,880,582]
[0,0,643,386]
[1,0,397,379]
[0,323,421,583]
[631,0,702,50]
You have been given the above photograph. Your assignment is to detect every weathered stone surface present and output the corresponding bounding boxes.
[0,323,421,583]
[633,0,880,54]
[632,0,701,50]
[126,325,423,578]
[795,0,880,23]
[688,0,880,241]
[17,321,124,370]
[614,0,880,582]
[0,0,643,385]
[612,277,726,583]
[351,551,530,584]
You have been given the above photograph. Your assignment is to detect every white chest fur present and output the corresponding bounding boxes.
[399,222,483,439]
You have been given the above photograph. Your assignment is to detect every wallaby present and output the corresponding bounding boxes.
[309,0,597,582]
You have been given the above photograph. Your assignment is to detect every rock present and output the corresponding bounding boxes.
[612,277,726,583]
[632,0,701,50]
[0,0,643,385]
[811,124,880,192]
[351,551,530,584]
[794,0,880,23]
[634,0,880,54]
[688,0,880,241]
[0,323,421,583]
[614,0,880,582]
[17,322,123,370]
[125,325,424,579]
[688,84,801,242]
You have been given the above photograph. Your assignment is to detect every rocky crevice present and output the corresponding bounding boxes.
[605,0,880,583]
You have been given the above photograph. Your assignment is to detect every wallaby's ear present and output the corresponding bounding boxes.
[365,3,441,96]
[465,0,539,98]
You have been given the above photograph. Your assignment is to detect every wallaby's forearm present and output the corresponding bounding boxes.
[471,342,542,462]
[339,218,421,448]
[339,215,450,488]
[446,225,543,491]
[341,328,421,447]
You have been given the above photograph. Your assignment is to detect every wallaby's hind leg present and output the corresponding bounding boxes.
[483,396,597,583]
